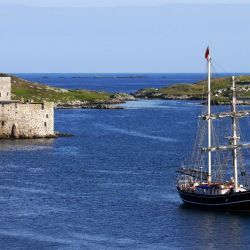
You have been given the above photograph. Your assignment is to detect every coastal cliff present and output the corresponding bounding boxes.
[133,76,250,104]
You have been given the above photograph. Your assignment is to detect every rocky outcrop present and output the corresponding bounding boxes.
[81,104,123,109]
[133,89,199,100]
[133,88,250,105]
[57,104,124,109]
[55,93,134,109]
[112,93,136,101]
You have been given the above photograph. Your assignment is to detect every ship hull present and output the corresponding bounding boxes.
[177,188,250,211]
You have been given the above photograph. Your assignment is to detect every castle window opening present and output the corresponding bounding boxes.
[46,114,49,118]
[44,122,47,127]
[2,121,5,127]
[7,92,8,96]
[0,93,1,97]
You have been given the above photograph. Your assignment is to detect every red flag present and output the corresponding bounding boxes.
[205,47,209,60]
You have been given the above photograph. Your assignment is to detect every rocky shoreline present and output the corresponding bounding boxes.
[132,84,250,105]
[133,91,199,100]
[0,131,74,140]
[57,104,124,109]
[55,93,135,109]
[133,92,250,105]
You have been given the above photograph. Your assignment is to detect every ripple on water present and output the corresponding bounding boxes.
[27,167,43,173]
[0,230,73,247]
[137,190,180,204]
[71,232,137,247]
[54,146,80,156]
[0,145,53,152]
[95,123,177,142]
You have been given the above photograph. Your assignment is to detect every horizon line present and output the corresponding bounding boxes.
[9,72,250,74]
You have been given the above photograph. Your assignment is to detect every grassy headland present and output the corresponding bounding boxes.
[3,73,250,107]
[0,74,134,108]
[133,76,250,104]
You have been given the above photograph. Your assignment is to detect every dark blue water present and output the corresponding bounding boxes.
[1,75,250,249]
[14,73,250,93]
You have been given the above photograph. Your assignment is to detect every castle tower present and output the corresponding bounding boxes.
[0,77,11,101]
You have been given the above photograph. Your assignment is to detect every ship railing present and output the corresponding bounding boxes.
[201,143,250,152]
[177,167,208,181]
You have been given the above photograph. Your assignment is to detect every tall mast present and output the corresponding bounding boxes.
[207,52,212,183]
[231,76,239,192]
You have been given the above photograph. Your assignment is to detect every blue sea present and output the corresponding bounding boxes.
[1,73,250,249]
[14,72,250,93]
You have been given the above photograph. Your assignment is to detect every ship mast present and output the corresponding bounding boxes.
[231,76,239,192]
[207,50,212,184]
[201,50,250,191]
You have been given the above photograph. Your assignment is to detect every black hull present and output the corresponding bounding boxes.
[177,188,250,211]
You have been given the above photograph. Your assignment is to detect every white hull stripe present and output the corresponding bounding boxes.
[181,198,250,206]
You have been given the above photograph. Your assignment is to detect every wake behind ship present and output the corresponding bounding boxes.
[177,47,250,211]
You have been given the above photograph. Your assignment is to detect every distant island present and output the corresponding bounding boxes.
[133,76,250,105]
[0,73,135,109]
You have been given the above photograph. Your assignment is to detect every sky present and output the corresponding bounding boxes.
[0,0,250,73]
[2,0,250,7]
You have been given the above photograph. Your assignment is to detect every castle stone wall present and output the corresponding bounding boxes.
[0,77,11,101]
[0,102,54,138]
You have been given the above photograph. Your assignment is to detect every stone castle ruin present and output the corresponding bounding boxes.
[0,76,54,139]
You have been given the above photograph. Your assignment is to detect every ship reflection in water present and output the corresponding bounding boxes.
[180,204,243,249]
[0,139,55,151]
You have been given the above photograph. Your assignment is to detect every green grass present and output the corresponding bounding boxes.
[7,74,250,104]
[10,75,113,103]
[159,77,232,97]
[137,76,250,101]
[142,88,159,93]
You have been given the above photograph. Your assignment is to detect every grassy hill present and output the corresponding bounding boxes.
[0,74,133,106]
[134,76,250,104]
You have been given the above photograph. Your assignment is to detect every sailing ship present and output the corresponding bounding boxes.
[177,47,250,211]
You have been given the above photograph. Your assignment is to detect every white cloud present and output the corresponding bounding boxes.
[1,0,250,8]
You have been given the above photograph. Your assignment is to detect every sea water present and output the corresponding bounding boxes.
[0,74,250,249]
[14,72,250,93]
